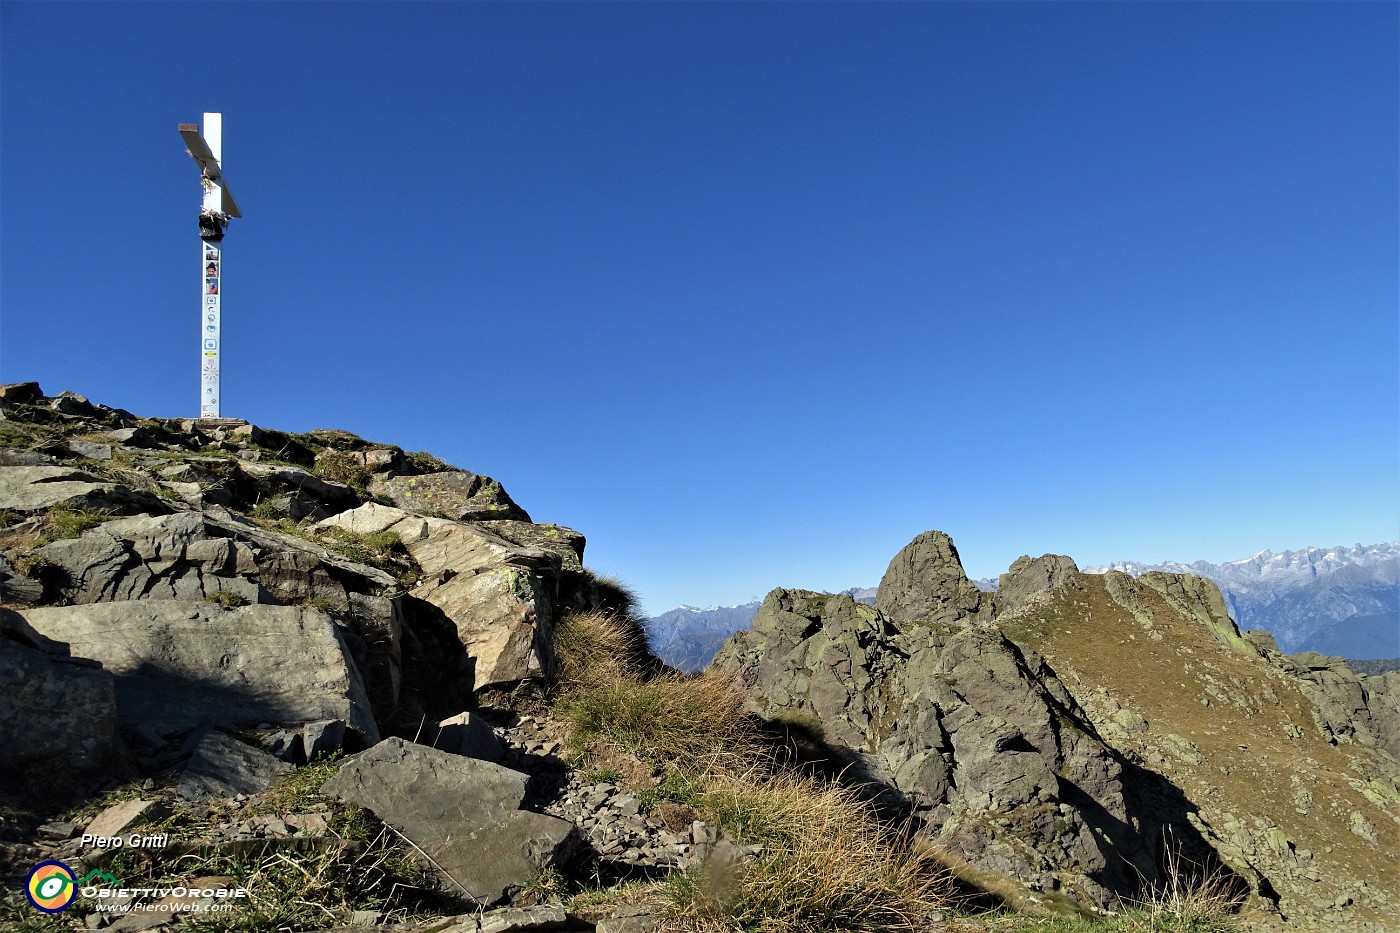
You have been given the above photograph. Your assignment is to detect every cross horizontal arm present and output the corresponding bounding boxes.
[179,125,242,217]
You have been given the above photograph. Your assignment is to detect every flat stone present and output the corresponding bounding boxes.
[85,799,170,840]
[36,821,77,841]
[320,737,576,906]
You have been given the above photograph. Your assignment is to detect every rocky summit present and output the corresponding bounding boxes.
[1,383,1396,933]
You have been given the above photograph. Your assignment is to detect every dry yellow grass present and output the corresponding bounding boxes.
[551,609,953,932]
[665,772,953,933]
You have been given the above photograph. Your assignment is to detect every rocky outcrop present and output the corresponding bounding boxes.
[321,503,587,690]
[372,471,531,523]
[321,738,578,906]
[996,553,1079,614]
[713,547,1156,907]
[874,530,988,627]
[0,464,168,516]
[1363,672,1400,760]
[712,533,1400,915]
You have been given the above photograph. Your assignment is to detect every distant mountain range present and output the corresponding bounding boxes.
[1081,542,1399,657]
[647,542,1399,671]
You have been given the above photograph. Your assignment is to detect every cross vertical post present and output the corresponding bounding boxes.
[178,113,242,419]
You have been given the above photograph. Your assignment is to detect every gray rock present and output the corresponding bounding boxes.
[177,730,292,799]
[262,731,306,765]
[0,556,43,605]
[36,821,77,840]
[85,799,171,839]
[236,461,358,508]
[66,441,113,461]
[50,391,97,417]
[1364,671,1400,760]
[996,553,1079,614]
[303,720,347,760]
[320,737,576,906]
[105,426,176,449]
[0,381,43,403]
[371,471,531,523]
[484,521,587,573]
[596,906,662,933]
[478,907,571,932]
[874,530,987,628]
[0,448,58,466]
[0,464,163,514]
[433,711,505,763]
[20,602,380,743]
[321,505,555,689]
[0,609,120,787]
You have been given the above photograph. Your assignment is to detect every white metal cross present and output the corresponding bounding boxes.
[179,113,241,419]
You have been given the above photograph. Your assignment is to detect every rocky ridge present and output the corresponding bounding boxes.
[710,532,1400,930]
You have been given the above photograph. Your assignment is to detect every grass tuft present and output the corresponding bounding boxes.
[313,450,373,492]
[664,773,952,933]
[205,590,250,609]
[556,670,756,777]
[37,504,114,543]
[553,610,657,688]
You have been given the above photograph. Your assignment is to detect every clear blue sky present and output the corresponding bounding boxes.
[2,2,1396,614]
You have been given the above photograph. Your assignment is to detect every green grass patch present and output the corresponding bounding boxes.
[37,504,114,543]
[404,450,453,473]
[205,590,249,609]
[312,450,373,492]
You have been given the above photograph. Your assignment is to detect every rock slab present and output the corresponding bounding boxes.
[320,737,576,906]
[20,602,380,743]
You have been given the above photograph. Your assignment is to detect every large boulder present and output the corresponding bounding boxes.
[26,509,405,721]
[320,738,576,905]
[0,608,120,789]
[19,602,380,744]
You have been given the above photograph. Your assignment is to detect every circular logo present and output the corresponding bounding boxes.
[26,861,77,913]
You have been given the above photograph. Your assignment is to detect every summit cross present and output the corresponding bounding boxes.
[178,113,242,419]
